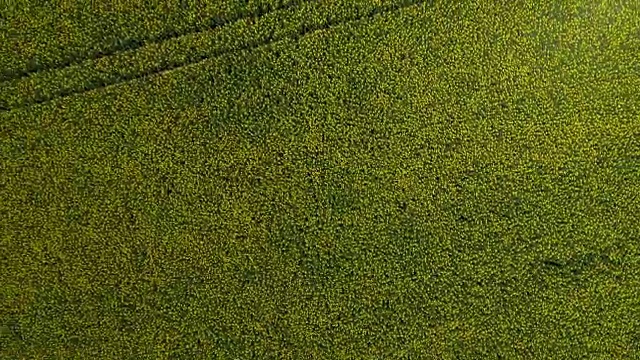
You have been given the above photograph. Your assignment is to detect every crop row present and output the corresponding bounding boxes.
[0,0,424,110]
[0,0,306,82]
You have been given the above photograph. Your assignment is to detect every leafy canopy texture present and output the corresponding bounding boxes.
[1,0,639,358]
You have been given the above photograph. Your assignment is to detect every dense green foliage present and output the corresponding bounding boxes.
[0,0,303,80]
[1,0,639,358]
[0,0,421,109]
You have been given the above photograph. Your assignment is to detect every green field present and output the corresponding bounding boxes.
[1,0,639,358]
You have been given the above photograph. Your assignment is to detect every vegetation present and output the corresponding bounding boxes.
[0,0,304,81]
[0,0,421,109]
[1,0,639,358]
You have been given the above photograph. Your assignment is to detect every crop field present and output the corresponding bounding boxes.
[1,0,639,358]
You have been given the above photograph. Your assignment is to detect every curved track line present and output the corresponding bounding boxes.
[1,0,425,111]
[0,0,311,82]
